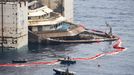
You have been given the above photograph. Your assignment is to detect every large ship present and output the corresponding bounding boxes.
[28,1,118,45]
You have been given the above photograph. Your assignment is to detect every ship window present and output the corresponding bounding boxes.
[28,27,32,31]
[38,26,43,31]
[19,2,21,7]
[50,26,53,29]
[28,17,31,19]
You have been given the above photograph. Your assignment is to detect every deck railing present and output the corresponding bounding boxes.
[28,12,61,22]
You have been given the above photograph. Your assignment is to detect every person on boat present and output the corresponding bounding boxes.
[67,56,71,60]
[65,68,69,74]
[64,57,66,60]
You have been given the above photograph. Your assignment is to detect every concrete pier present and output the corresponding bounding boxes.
[0,0,28,49]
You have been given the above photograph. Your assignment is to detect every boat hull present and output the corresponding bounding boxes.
[58,59,76,64]
[12,60,27,64]
[42,36,118,45]
[53,68,75,75]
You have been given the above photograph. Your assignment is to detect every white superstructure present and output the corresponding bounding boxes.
[0,0,28,49]
[28,4,66,32]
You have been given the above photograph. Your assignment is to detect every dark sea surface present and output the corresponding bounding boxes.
[0,0,134,75]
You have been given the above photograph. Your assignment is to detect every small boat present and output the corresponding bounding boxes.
[12,59,28,64]
[58,58,76,65]
[53,68,75,75]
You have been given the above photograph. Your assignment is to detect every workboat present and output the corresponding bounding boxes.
[58,57,76,65]
[53,68,75,75]
[12,59,28,64]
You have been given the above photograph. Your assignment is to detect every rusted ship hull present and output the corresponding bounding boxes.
[42,38,118,45]
[28,21,118,45]
[41,32,118,45]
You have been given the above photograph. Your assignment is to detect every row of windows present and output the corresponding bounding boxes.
[28,13,50,20]
[29,22,72,32]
